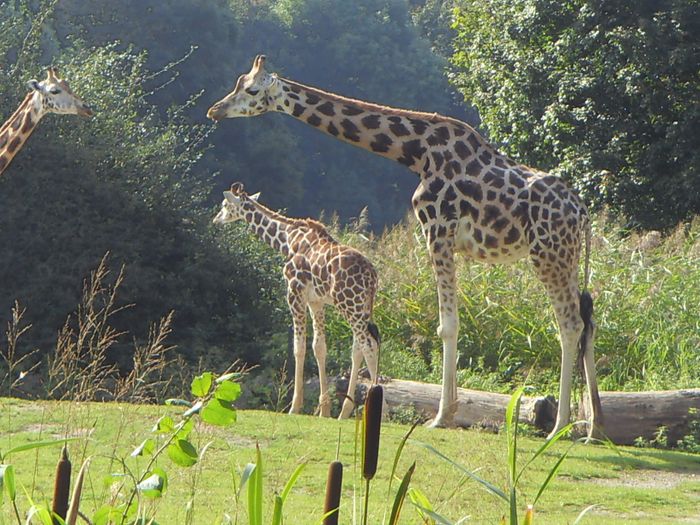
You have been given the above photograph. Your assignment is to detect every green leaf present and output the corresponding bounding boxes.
[279,463,305,504]
[0,464,16,502]
[3,438,77,458]
[248,446,263,525]
[164,398,191,407]
[239,463,256,499]
[191,372,214,397]
[271,495,283,525]
[201,398,237,426]
[409,502,456,525]
[137,467,168,498]
[92,504,124,525]
[215,372,242,383]
[389,462,415,525]
[26,504,55,525]
[175,417,195,439]
[152,415,175,434]
[130,438,156,457]
[214,380,241,402]
[167,439,198,467]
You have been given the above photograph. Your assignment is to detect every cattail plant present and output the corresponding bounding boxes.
[361,384,383,525]
[51,445,71,524]
[322,460,343,525]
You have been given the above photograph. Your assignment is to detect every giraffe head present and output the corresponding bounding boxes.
[213,182,261,224]
[207,55,278,121]
[27,67,93,117]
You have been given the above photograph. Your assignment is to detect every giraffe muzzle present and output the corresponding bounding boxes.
[207,104,224,121]
[78,105,94,118]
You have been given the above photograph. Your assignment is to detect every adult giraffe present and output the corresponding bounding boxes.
[0,67,93,177]
[207,55,603,439]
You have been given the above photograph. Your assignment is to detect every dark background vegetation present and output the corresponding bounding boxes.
[1,0,697,400]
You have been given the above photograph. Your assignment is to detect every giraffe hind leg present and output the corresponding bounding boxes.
[579,291,604,440]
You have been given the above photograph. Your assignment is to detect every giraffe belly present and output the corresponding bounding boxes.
[454,218,528,264]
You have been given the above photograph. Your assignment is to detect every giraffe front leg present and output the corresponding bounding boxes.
[287,287,307,415]
[428,245,459,428]
[309,303,331,417]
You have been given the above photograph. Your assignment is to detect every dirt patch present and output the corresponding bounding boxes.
[21,424,94,439]
[588,469,699,489]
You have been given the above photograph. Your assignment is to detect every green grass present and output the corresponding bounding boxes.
[2,398,699,524]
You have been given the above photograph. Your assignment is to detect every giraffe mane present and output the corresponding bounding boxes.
[242,194,335,239]
[281,77,477,130]
[0,92,34,136]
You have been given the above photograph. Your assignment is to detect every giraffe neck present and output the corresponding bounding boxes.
[0,92,45,176]
[271,77,493,175]
[239,198,294,258]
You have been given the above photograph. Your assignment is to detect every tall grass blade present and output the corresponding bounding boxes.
[247,445,263,525]
[271,495,283,525]
[516,423,574,485]
[388,461,415,525]
[413,440,508,502]
[280,463,306,504]
[533,442,575,505]
[572,504,598,524]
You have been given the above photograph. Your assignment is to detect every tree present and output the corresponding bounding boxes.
[451,0,700,229]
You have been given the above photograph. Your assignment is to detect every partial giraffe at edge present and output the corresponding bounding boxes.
[213,182,380,419]
[0,67,93,177]
[207,55,603,440]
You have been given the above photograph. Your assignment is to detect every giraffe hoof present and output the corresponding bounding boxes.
[586,423,606,443]
[425,416,452,429]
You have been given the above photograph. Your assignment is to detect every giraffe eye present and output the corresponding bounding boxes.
[49,87,61,95]
[246,88,260,96]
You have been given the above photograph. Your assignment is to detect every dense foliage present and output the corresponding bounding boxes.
[450,0,700,229]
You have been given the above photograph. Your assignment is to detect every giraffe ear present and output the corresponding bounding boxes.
[27,79,41,92]
[249,192,261,201]
[230,182,244,194]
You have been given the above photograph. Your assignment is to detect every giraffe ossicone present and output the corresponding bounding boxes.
[0,67,93,177]
[208,55,604,440]
[214,181,381,419]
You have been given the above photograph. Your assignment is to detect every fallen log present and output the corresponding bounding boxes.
[344,378,700,445]
[344,377,557,432]
[581,389,700,445]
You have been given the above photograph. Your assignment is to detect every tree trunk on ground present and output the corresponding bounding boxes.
[343,378,700,445]
[580,389,700,445]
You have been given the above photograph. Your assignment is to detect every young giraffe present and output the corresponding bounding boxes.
[0,67,93,177]
[207,55,604,439]
[213,182,380,419]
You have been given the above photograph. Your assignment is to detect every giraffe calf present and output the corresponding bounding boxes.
[213,182,380,418]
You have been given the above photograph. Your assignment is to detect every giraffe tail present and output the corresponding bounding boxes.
[578,214,594,372]
[367,322,381,346]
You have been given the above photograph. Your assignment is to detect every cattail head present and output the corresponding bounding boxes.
[362,384,383,481]
[323,460,343,525]
[51,445,71,523]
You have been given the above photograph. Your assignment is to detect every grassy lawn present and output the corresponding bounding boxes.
[1,397,699,524]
